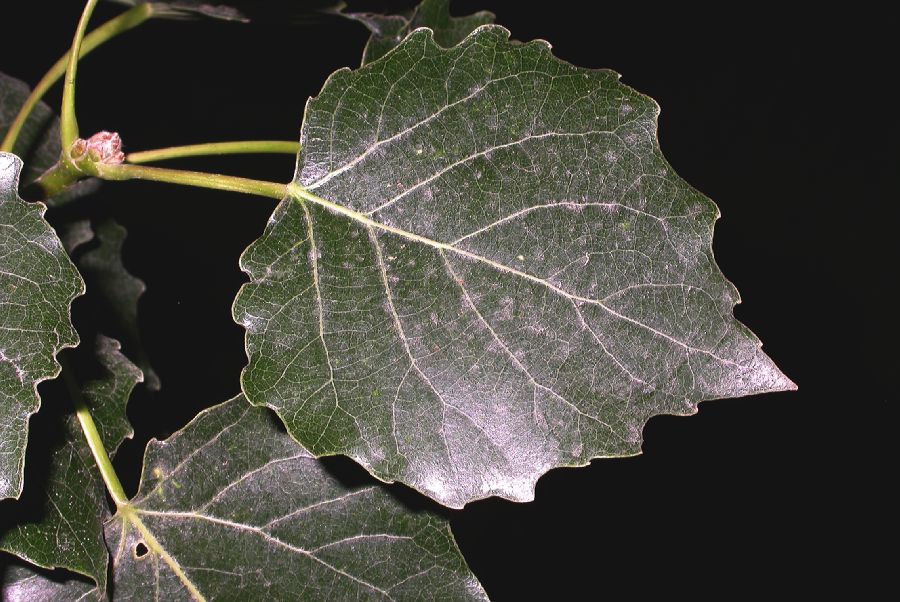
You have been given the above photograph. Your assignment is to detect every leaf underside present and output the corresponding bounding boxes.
[0,153,83,500]
[0,335,142,592]
[346,0,495,66]
[233,26,795,509]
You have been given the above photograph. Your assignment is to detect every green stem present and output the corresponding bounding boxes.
[98,163,287,199]
[127,141,300,164]
[0,4,153,153]
[32,158,84,199]
[61,357,129,507]
[60,0,102,149]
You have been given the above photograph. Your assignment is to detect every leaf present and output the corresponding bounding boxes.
[345,0,495,66]
[77,220,159,391]
[83,335,145,455]
[0,336,142,591]
[233,26,796,509]
[0,153,83,500]
[0,73,60,187]
[1,561,97,602]
[105,0,249,22]
[0,416,109,595]
[104,395,487,600]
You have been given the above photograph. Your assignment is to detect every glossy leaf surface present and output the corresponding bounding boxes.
[0,154,83,500]
[105,396,487,600]
[234,27,795,508]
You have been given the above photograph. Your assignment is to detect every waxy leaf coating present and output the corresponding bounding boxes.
[0,153,83,500]
[234,26,795,508]
[103,396,487,601]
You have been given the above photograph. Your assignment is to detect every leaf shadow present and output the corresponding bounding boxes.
[261,404,450,518]
[0,556,94,593]
[318,456,453,520]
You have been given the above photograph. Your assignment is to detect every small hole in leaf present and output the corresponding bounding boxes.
[134,542,149,558]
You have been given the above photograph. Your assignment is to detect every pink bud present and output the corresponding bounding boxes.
[73,131,125,165]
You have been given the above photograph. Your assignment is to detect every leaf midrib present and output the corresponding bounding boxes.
[117,500,404,602]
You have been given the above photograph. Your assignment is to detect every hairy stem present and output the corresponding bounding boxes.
[127,141,300,164]
[0,4,153,153]
[98,163,287,199]
[60,0,101,149]
[61,356,129,508]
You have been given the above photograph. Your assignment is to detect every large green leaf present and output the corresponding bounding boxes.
[101,395,486,600]
[233,26,796,509]
[0,336,142,591]
[346,0,495,66]
[0,153,83,500]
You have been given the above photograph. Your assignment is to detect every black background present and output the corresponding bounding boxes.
[1,2,894,599]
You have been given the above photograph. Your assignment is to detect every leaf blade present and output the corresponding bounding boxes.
[0,153,84,500]
[0,336,142,591]
[110,396,487,600]
[234,26,794,508]
[345,0,495,66]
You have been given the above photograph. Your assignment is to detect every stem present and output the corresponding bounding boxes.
[60,0,102,149]
[0,4,153,153]
[127,141,300,164]
[61,357,129,507]
[98,163,287,199]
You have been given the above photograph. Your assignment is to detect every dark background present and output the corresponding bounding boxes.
[1,2,894,599]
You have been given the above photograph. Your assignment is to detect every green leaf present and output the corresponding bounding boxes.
[0,73,60,187]
[346,0,495,66]
[1,561,97,602]
[0,416,109,594]
[83,335,145,455]
[77,220,159,391]
[104,395,487,600]
[0,336,142,591]
[0,153,83,500]
[233,26,796,509]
